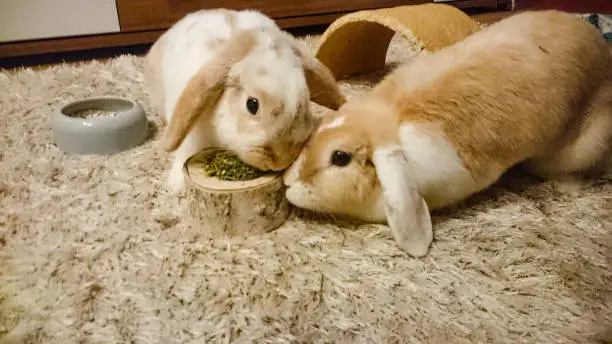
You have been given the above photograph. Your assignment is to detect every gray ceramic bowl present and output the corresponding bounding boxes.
[51,97,149,155]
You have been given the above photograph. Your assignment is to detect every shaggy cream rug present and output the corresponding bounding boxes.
[1,34,611,344]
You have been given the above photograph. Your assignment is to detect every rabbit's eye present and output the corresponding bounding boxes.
[331,150,351,167]
[246,97,259,115]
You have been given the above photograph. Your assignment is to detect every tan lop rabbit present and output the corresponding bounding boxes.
[283,10,612,257]
[144,9,344,192]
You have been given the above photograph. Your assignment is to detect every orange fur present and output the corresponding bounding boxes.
[284,10,612,256]
[370,10,611,182]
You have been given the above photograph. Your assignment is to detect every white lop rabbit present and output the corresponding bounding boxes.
[144,9,345,192]
[283,10,612,257]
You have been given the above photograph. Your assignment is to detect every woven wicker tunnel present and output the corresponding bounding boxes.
[314,3,483,80]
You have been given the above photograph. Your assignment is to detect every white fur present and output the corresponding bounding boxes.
[284,181,313,208]
[372,145,433,257]
[283,153,305,186]
[166,116,217,192]
[316,116,345,133]
[372,145,406,213]
[397,123,476,209]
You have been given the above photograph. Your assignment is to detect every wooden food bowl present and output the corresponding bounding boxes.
[183,148,290,237]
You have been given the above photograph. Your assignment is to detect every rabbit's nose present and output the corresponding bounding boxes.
[262,146,281,168]
[259,149,283,171]
[263,144,294,171]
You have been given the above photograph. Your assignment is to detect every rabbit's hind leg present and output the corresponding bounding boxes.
[524,84,612,193]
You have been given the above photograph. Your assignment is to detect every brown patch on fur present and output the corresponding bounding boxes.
[206,37,225,51]
[271,94,288,119]
[256,66,267,76]
[224,9,237,30]
[265,140,308,170]
[160,30,259,152]
[269,39,282,56]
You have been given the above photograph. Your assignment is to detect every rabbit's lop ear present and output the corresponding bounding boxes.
[302,55,345,110]
[287,38,345,110]
[372,146,433,257]
[160,31,258,152]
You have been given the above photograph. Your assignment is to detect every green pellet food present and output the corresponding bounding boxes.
[202,150,265,181]
[69,108,118,118]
